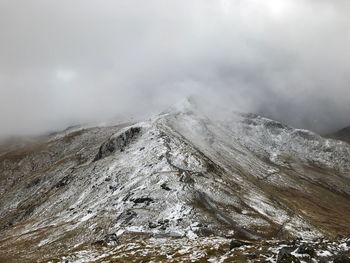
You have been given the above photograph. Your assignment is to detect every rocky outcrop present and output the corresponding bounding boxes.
[296,243,316,257]
[277,248,301,263]
[1,104,350,262]
[230,240,250,250]
[94,127,141,161]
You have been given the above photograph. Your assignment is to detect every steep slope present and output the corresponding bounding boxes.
[327,126,350,144]
[0,104,350,262]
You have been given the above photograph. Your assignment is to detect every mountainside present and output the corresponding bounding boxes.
[1,102,350,262]
[327,126,350,144]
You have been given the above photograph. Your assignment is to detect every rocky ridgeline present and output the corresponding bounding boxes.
[1,100,350,262]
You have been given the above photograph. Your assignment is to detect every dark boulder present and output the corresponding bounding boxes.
[230,240,249,250]
[27,177,41,188]
[195,227,214,237]
[148,222,158,229]
[132,197,154,205]
[55,175,71,188]
[296,243,316,257]
[179,172,195,184]
[104,233,118,244]
[93,233,119,246]
[277,247,300,263]
[109,185,118,192]
[161,183,171,191]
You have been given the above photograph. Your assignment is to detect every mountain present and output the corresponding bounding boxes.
[1,100,350,262]
[327,126,350,144]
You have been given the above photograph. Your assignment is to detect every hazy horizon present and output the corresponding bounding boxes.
[1,0,350,138]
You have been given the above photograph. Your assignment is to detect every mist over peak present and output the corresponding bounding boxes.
[1,0,349,138]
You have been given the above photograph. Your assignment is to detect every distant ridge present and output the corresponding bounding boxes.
[327,126,350,144]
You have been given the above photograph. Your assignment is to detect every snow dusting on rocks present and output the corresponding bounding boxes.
[0,99,350,262]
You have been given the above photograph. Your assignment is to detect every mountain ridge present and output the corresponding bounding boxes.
[327,126,350,144]
[0,103,350,262]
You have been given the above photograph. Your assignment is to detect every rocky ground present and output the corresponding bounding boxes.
[46,235,350,263]
[0,99,350,262]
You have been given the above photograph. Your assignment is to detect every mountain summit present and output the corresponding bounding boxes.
[1,103,350,262]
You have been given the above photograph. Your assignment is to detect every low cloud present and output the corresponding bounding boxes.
[0,0,349,137]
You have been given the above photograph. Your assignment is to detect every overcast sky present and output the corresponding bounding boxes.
[0,0,350,137]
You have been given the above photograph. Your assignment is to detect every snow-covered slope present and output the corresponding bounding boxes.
[0,101,350,262]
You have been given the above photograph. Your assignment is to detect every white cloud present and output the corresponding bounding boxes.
[0,0,349,137]
[55,69,77,83]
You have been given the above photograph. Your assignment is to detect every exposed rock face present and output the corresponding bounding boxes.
[0,103,350,262]
[94,126,141,161]
[296,243,316,257]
